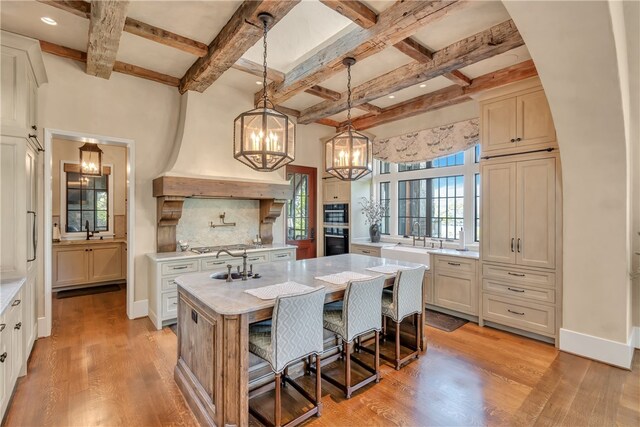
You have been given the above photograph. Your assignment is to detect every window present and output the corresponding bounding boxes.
[379,182,390,235]
[373,145,480,243]
[66,172,109,232]
[379,160,390,174]
[475,173,480,242]
[397,176,463,239]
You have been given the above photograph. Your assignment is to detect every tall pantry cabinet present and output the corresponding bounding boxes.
[0,31,47,418]
[479,80,562,345]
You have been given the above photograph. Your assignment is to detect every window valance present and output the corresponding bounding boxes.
[373,118,479,164]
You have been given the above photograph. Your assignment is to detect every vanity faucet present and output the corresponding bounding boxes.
[216,249,248,281]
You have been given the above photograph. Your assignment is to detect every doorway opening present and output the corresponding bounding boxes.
[42,129,135,337]
[285,165,317,260]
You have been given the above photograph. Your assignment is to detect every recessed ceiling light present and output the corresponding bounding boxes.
[41,17,57,26]
[419,84,426,88]
[388,95,395,99]
[256,81,262,85]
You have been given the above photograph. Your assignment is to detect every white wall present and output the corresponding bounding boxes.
[503,1,634,346]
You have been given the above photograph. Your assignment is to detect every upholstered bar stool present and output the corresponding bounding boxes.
[248,287,326,427]
[318,275,385,399]
[379,266,426,370]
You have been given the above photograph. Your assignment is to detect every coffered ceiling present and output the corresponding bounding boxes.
[0,0,535,131]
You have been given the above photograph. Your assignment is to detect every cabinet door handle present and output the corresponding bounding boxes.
[510,138,516,143]
[508,272,525,277]
[516,137,522,142]
[511,238,515,252]
[12,299,21,306]
[27,211,36,262]
[447,262,461,266]
[508,309,525,316]
[517,238,521,253]
[0,324,5,332]
[172,265,189,270]
[507,287,525,293]
[14,322,22,330]
[0,352,6,363]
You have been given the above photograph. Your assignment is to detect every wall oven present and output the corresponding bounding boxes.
[324,227,349,256]
[323,203,348,226]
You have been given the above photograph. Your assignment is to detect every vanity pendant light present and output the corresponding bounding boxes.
[233,13,295,172]
[79,142,103,176]
[325,58,372,181]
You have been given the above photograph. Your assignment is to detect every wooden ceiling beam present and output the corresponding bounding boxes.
[38,0,210,57]
[86,0,129,79]
[305,85,341,101]
[345,60,537,131]
[40,40,180,87]
[259,0,467,106]
[297,20,524,124]
[319,0,377,28]
[444,69,472,86]
[232,57,286,83]
[180,0,300,94]
[316,118,342,128]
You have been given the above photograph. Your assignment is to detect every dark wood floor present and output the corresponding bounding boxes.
[4,287,639,426]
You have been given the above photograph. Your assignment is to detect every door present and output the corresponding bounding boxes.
[481,162,517,264]
[52,246,89,288]
[90,244,123,282]
[516,90,556,148]
[481,97,516,154]
[286,165,317,260]
[516,158,556,268]
[25,145,37,349]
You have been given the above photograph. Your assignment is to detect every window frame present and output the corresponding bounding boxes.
[372,146,480,245]
[60,161,115,239]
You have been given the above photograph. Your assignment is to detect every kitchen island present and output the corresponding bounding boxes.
[174,254,426,427]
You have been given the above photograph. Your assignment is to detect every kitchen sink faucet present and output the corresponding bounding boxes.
[412,221,426,247]
[216,249,248,281]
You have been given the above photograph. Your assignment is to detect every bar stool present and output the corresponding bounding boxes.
[380,266,426,370]
[319,275,385,399]
[248,287,326,427]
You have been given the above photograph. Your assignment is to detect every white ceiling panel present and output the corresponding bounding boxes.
[411,1,511,51]
[0,0,89,52]
[458,45,531,78]
[279,91,328,111]
[116,32,194,77]
[319,46,414,93]
[360,0,395,14]
[369,76,453,109]
[326,108,369,123]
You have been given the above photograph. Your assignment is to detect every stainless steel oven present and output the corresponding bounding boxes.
[323,203,348,226]
[324,227,349,256]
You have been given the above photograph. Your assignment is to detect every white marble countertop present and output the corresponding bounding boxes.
[147,244,297,262]
[427,248,480,260]
[175,254,424,316]
[1,277,26,316]
[350,238,395,248]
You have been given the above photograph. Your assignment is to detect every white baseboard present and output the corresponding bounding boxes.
[559,328,634,369]
[37,316,50,338]
[632,326,640,349]
[129,299,148,319]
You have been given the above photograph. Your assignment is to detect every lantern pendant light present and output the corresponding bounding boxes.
[79,142,103,176]
[325,57,372,181]
[233,13,295,172]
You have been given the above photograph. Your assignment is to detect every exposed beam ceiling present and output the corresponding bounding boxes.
[38,0,209,57]
[86,0,129,78]
[179,0,300,94]
[297,19,524,124]
[258,0,467,106]
[343,60,537,131]
[40,40,181,86]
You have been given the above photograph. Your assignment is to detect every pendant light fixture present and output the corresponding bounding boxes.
[325,58,372,181]
[233,13,295,172]
[79,142,103,176]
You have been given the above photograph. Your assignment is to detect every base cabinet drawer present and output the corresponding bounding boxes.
[482,293,555,335]
[483,279,555,304]
[161,292,178,319]
[482,264,555,288]
[434,256,475,274]
[161,260,198,276]
[351,244,381,257]
[270,250,294,262]
[201,257,243,271]
[433,271,477,315]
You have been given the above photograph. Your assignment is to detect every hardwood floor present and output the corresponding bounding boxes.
[4,287,639,426]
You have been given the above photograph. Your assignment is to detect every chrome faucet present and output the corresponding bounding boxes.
[216,249,248,281]
[411,221,426,247]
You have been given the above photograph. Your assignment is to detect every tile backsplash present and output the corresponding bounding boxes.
[176,198,260,247]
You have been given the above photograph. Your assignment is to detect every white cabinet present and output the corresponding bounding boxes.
[0,289,24,417]
[52,243,126,290]
[147,247,296,330]
[481,157,556,269]
[481,87,556,156]
[323,179,350,203]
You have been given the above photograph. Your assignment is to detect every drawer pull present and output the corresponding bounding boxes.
[507,287,525,293]
[447,262,461,266]
[0,324,5,332]
[511,238,515,253]
[507,309,525,316]
[249,257,260,261]
[362,250,371,254]
[172,265,189,270]
[11,299,21,306]
[276,254,288,258]
[508,272,525,277]
[14,322,22,330]
[211,261,226,265]
[0,352,6,363]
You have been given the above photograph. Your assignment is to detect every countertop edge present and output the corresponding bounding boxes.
[146,244,297,262]
[1,277,26,316]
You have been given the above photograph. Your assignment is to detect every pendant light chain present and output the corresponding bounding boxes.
[262,18,268,107]
[346,62,352,126]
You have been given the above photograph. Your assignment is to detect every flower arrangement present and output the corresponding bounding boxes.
[359,197,386,225]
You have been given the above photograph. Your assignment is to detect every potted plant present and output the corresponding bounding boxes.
[359,197,386,243]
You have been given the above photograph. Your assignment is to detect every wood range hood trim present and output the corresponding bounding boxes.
[153,176,290,252]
